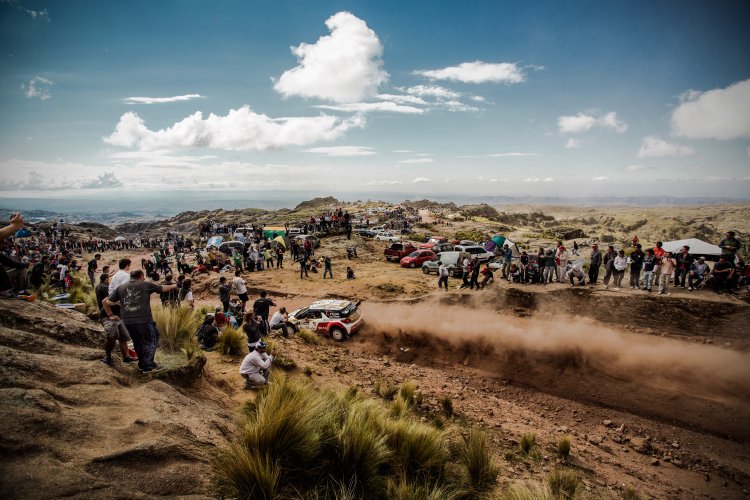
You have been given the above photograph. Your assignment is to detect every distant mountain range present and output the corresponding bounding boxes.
[3,193,748,227]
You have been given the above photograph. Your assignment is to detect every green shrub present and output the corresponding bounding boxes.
[547,469,579,499]
[454,229,489,243]
[153,305,198,352]
[455,429,499,495]
[216,325,245,357]
[399,381,417,407]
[519,432,537,457]
[386,419,445,481]
[390,395,408,419]
[303,365,313,377]
[297,328,321,345]
[374,378,398,400]
[386,478,457,500]
[502,481,554,500]
[556,435,572,461]
[440,396,454,418]
[215,443,280,500]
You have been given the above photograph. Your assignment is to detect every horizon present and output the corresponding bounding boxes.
[1,1,749,199]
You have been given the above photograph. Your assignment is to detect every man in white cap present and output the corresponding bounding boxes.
[239,341,274,388]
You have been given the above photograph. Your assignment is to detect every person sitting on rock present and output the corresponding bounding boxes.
[239,341,273,388]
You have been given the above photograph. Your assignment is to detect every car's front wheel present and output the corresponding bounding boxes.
[330,326,346,342]
[422,266,430,274]
[410,262,416,268]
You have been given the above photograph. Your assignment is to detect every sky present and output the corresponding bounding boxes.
[1,0,749,203]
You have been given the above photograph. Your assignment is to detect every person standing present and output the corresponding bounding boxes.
[629,244,644,289]
[612,250,628,290]
[602,245,616,289]
[323,256,333,279]
[459,255,470,289]
[103,270,176,372]
[556,245,569,285]
[502,244,512,280]
[87,254,101,288]
[718,231,741,263]
[109,258,132,294]
[253,290,275,336]
[542,249,556,284]
[437,261,449,289]
[469,257,481,290]
[588,244,601,285]
[276,245,284,269]
[572,241,579,256]
[652,241,665,277]
[674,245,693,288]
[233,270,248,312]
[239,341,273,388]
[642,249,656,292]
[96,273,134,366]
[658,252,676,295]
[218,276,231,313]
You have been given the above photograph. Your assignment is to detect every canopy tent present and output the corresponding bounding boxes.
[661,238,722,261]
[114,236,126,241]
[484,235,521,258]
[273,236,287,248]
[262,227,286,239]
[207,236,223,248]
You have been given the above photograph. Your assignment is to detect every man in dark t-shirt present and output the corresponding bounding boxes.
[103,270,176,372]
[253,290,275,335]
[88,254,101,287]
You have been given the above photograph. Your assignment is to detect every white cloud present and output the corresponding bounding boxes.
[592,176,609,182]
[403,85,461,99]
[470,95,485,102]
[314,101,423,114]
[21,76,53,100]
[489,177,508,183]
[522,177,555,183]
[488,152,538,157]
[637,136,695,158]
[376,93,427,105]
[414,61,526,84]
[23,7,49,20]
[398,158,434,164]
[438,100,479,112]
[304,146,375,157]
[103,106,365,151]
[564,138,581,149]
[558,111,627,134]
[0,168,121,191]
[80,172,123,189]
[392,150,414,153]
[273,11,388,103]
[624,164,650,172]
[365,179,402,185]
[671,78,750,140]
[411,177,430,183]
[123,94,205,104]
[415,153,432,157]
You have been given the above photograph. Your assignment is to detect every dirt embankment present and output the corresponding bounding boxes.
[0,300,235,499]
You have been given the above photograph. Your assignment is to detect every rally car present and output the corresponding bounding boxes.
[288,299,363,341]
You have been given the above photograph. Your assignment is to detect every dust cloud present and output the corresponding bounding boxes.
[361,301,750,403]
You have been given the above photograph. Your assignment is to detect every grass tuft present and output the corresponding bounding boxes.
[519,432,537,457]
[547,468,579,500]
[455,429,499,495]
[297,328,321,345]
[153,305,199,352]
[216,325,245,357]
[215,443,280,500]
[502,481,554,500]
[440,396,454,418]
[374,377,398,400]
[386,478,458,500]
[556,435,572,461]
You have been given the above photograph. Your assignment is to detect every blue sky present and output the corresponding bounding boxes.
[1,0,749,200]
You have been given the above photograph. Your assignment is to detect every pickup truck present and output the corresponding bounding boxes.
[384,242,417,262]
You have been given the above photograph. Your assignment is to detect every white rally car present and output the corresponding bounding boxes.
[288,299,363,341]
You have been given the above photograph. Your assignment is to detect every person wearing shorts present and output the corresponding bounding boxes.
[233,270,249,312]
[96,272,134,365]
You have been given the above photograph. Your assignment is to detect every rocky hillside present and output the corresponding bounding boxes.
[0,300,235,499]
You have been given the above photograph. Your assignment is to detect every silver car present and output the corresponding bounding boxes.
[422,251,468,277]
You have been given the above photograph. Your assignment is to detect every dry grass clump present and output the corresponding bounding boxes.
[153,305,198,352]
[547,469,579,499]
[215,376,499,499]
[519,432,537,457]
[216,325,245,357]
[297,328,321,345]
[502,481,555,500]
[266,340,297,370]
[374,377,399,400]
[440,396,454,418]
[556,435,572,461]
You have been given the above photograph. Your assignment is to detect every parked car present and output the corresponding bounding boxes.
[454,244,494,262]
[374,232,400,243]
[400,250,436,268]
[357,228,378,238]
[384,242,418,262]
[287,227,304,235]
[287,299,363,341]
[218,241,246,257]
[294,234,320,248]
[421,251,468,277]
[418,241,455,253]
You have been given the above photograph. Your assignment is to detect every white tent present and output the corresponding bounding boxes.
[661,238,722,259]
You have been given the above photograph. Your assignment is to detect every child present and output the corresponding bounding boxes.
[346,266,355,279]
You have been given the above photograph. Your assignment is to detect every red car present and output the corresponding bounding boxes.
[400,250,436,268]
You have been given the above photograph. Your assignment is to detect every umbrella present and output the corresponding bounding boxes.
[14,228,32,238]
[273,236,287,248]
[114,236,126,241]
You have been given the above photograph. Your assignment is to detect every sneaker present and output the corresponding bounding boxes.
[604,285,609,289]
[122,356,136,363]
[613,287,620,291]
[688,287,693,291]
[100,356,113,366]
[142,364,164,373]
